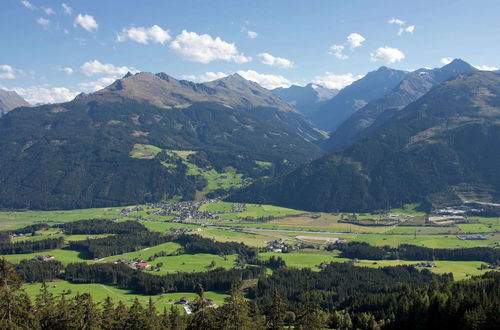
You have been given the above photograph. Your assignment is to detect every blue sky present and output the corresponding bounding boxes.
[0,0,499,104]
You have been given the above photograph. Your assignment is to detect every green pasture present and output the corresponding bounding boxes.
[23,281,228,308]
[129,144,162,159]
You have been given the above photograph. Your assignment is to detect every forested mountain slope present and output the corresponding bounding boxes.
[229,71,500,212]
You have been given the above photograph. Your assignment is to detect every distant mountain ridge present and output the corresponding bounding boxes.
[309,66,408,132]
[271,83,338,116]
[0,72,324,210]
[82,72,295,112]
[0,88,30,116]
[229,71,500,212]
[325,59,478,151]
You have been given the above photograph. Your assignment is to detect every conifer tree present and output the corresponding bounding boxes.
[266,289,286,330]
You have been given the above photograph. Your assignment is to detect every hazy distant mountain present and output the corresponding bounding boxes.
[271,83,338,116]
[325,59,478,151]
[309,66,408,132]
[0,88,30,116]
[0,73,324,210]
[229,71,500,212]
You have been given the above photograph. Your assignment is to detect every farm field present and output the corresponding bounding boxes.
[3,248,88,265]
[0,207,125,231]
[259,251,490,280]
[23,281,228,308]
[133,253,238,275]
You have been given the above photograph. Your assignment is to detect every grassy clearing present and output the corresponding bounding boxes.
[474,217,500,231]
[259,251,489,280]
[199,202,235,213]
[198,228,270,247]
[353,233,498,248]
[387,226,460,235]
[12,231,111,243]
[23,281,228,308]
[100,242,182,263]
[218,203,304,220]
[0,207,124,231]
[2,248,88,264]
[139,220,201,233]
[129,144,162,159]
[138,253,237,274]
[167,151,248,198]
[457,223,497,233]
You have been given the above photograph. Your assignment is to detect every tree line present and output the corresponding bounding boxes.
[57,219,147,235]
[329,242,500,264]
[1,258,499,330]
[0,237,64,255]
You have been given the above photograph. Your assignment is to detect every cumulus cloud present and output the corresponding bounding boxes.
[370,46,405,64]
[74,14,98,33]
[258,53,293,68]
[440,57,453,65]
[170,30,251,64]
[236,70,292,89]
[329,45,348,60]
[182,72,228,82]
[398,25,415,36]
[473,64,498,71]
[81,60,135,76]
[117,25,171,44]
[313,72,364,90]
[55,66,74,74]
[78,77,117,92]
[347,33,365,49]
[62,3,72,15]
[0,65,15,79]
[37,17,50,29]
[43,7,54,15]
[13,86,78,104]
[21,0,35,10]
[247,31,258,39]
[329,33,365,59]
[388,17,405,25]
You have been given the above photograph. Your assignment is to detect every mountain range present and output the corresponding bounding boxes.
[0,73,324,210]
[324,59,478,151]
[271,83,338,117]
[229,71,500,212]
[309,66,408,132]
[0,88,30,117]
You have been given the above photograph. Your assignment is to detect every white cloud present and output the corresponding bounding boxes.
[55,66,74,75]
[43,7,54,15]
[247,31,258,39]
[117,25,171,44]
[37,17,50,29]
[21,0,35,10]
[74,14,98,33]
[81,60,135,76]
[170,30,251,64]
[440,57,453,65]
[13,86,78,104]
[182,72,228,82]
[388,17,405,25]
[329,45,348,60]
[236,70,292,89]
[78,77,117,92]
[398,25,415,36]
[473,64,499,71]
[347,33,365,49]
[370,46,405,64]
[258,53,293,68]
[61,3,72,15]
[0,65,15,79]
[313,72,364,90]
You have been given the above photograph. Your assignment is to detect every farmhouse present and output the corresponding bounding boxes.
[136,263,152,270]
